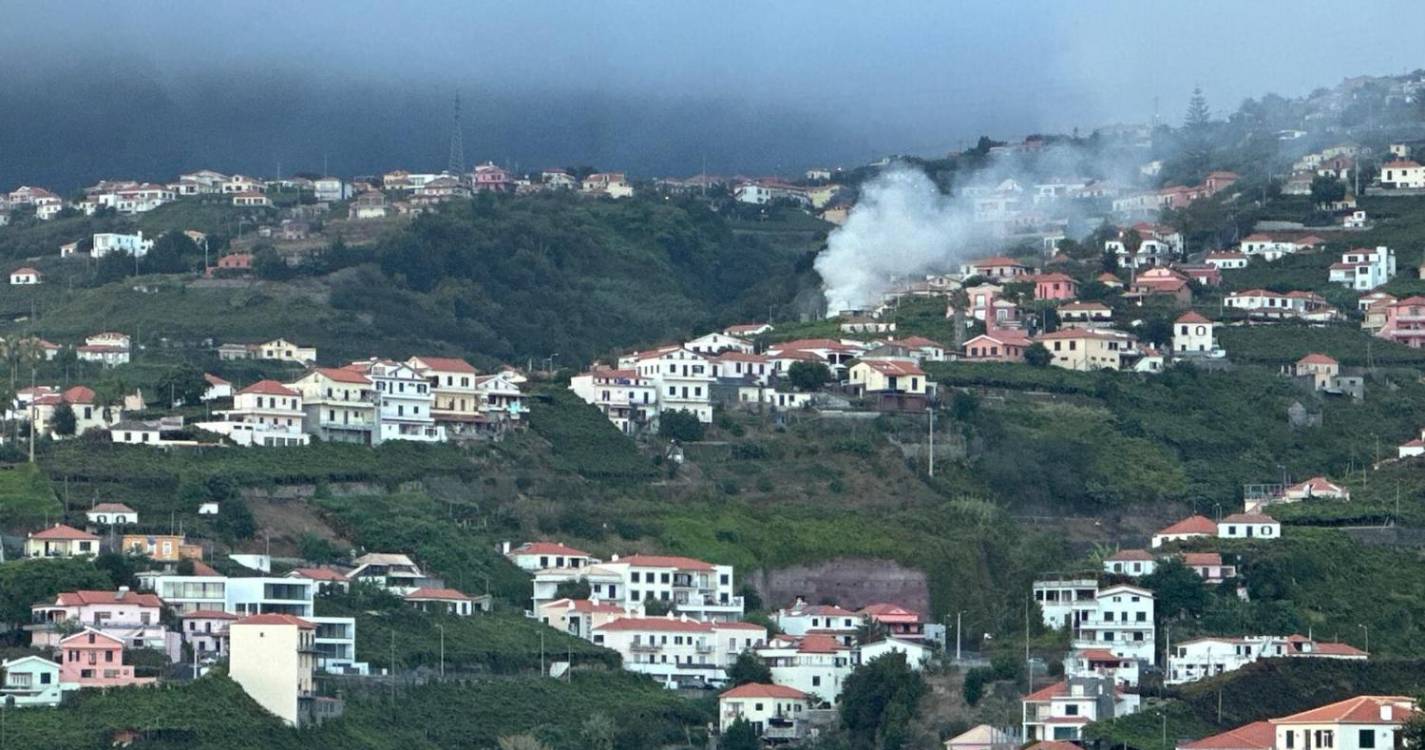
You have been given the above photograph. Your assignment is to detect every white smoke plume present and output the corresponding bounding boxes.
[815,141,1153,312]
[815,165,984,313]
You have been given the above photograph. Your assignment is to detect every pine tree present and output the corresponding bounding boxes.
[1182,87,1214,181]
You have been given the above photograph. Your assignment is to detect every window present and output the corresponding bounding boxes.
[1065,705,1079,716]
[1359,730,1375,749]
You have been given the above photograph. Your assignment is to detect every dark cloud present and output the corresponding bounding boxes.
[2,1,1422,189]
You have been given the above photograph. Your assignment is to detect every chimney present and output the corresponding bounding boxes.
[500,541,511,555]
[1381,704,1392,722]
[116,586,129,600]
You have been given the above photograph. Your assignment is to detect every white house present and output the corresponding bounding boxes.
[685,333,754,356]
[771,599,860,644]
[859,637,933,670]
[1238,234,1318,261]
[1379,160,1425,189]
[1072,584,1156,662]
[1173,311,1218,356]
[536,598,639,640]
[532,553,742,621]
[591,615,766,689]
[10,267,42,285]
[719,683,813,741]
[625,346,715,424]
[201,373,233,402]
[1168,635,1366,685]
[1103,549,1157,577]
[569,368,660,435]
[1271,696,1416,750]
[505,541,598,572]
[86,502,138,526]
[229,614,327,727]
[755,632,855,705]
[92,232,153,259]
[1218,513,1280,541]
[344,359,445,444]
[199,380,309,447]
[1204,252,1249,271]
[0,655,64,707]
[1152,515,1219,548]
[1022,676,1138,743]
[1329,247,1395,291]
[404,587,482,617]
[313,177,351,202]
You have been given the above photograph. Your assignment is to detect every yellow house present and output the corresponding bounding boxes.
[287,368,376,443]
[406,355,481,427]
[1034,329,1136,371]
[258,338,317,365]
[848,359,928,394]
[122,534,204,562]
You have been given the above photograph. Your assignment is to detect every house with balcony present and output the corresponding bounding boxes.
[0,655,64,706]
[719,683,813,741]
[1058,301,1113,329]
[474,370,528,428]
[1032,577,1101,630]
[772,599,860,645]
[344,359,445,443]
[1168,634,1366,685]
[1022,676,1137,743]
[58,628,155,689]
[592,615,766,689]
[1066,648,1140,688]
[620,346,716,425]
[531,553,743,620]
[756,633,855,705]
[407,355,481,434]
[570,369,656,434]
[858,603,925,640]
[1225,290,1339,322]
[30,589,174,659]
[1377,296,1425,348]
[1071,584,1155,662]
[25,524,100,559]
[288,368,376,444]
[309,616,366,674]
[1329,247,1395,291]
[1034,329,1138,371]
[347,553,436,595]
[180,610,237,658]
[198,380,310,447]
[537,598,639,640]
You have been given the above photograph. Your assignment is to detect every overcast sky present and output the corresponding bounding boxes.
[3,1,1424,184]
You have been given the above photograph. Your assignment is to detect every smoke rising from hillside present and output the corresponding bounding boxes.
[816,166,984,313]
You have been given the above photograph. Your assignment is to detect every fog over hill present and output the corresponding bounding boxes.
[4,1,1425,190]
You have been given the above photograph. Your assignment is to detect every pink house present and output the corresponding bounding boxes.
[1378,296,1425,348]
[1033,272,1079,301]
[962,331,1031,362]
[30,589,168,653]
[58,628,154,688]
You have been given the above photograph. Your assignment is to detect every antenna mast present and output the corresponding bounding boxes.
[448,92,466,175]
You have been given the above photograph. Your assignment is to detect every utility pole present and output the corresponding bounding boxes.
[437,624,445,678]
[540,632,546,676]
[956,611,962,662]
[1360,624,1369,657]
[927,406,935,477]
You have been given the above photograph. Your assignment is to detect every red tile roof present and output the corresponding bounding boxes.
[30,524,99,541]
[1220,512,1277,525]
[1157,515,1217,536]
[1297,353,1338,366]
[1026,742,1084,750]
[796,633,847,653]
[1181,552,1224,566]
[1176,311,1212,324]
[411,356,478,374]
[1272,696,1416,725]
[180,609,239,620]
[203,373,230,387]
[721,683,809,700]
[1180,721,1276,750]
[1024,680,1068,701]
[239,380,300,397]
[1107,549,1154,562]
[313,367,371,385]
[1312,642,1368,657]
[544,598,627,614]
[858,359,926,377]
[53,590,162,608]
[235,613,315,629]
[859,603,921,623]
[404,587,473,602]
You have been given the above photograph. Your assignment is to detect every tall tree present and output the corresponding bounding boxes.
[1182,87,1214,179]
[50,402,77,436]
[839,653,926,750]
